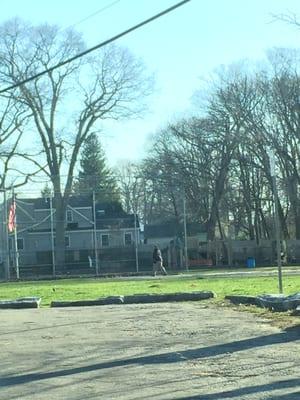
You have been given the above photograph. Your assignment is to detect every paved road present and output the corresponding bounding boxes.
[0,302,299,399]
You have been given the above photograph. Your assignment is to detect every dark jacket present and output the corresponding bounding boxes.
[153,248,162,263]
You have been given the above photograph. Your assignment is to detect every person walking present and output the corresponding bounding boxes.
[152,245,167,276]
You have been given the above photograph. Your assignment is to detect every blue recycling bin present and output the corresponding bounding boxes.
[246,257,256,268]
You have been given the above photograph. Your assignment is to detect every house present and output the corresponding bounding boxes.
[144,219,207,247]
[144,219,210,269]
[5,196,140,273]
[144,220,181,248]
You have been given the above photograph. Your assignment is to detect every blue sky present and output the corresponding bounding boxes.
[2,0,300,166]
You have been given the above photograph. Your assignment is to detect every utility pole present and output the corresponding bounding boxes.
[92,191,99,276]
[269,151,283,293]
[183,190,188,271]
[1,189,10,280]
[134,212,139,273]
[12,190,19,280]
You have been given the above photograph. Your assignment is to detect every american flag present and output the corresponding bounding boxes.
[8,200,16,233]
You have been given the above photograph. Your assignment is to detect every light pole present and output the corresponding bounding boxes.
[269,150,283,293]
[0,189,10,280]
[12,190,19,279]
[182,190,188,271]
[134,212,139,273]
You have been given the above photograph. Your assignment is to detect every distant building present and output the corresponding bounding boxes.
[144,219,209,269]
[4,196,139,272]
[144,219,206,247]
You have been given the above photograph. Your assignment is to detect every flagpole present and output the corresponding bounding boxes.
[3,189,10,280]
[12,190,19,279]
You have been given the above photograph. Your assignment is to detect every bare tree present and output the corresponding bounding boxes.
[0,86,41,189]
[115,161,145,216]
[0,19,152,270]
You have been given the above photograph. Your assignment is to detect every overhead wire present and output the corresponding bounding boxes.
[0,0,191,94]
[62,0,121,31]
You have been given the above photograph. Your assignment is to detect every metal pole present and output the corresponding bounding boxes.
[2,189,10,280]
[269,151,283,293]
[272,175,283,293]
[183,190,188,271]
[134,212,139,273]
[49,195,56,277]
[13,191,19,279]
[92,192,99,276]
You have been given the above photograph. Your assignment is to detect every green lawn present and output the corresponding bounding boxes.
[0,275,300,307]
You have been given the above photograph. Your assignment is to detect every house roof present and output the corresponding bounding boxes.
[17,196,92,210]
[17,196,128,217]
[95,202,129,218]
[144,222,181,239]
[144,220,206,239]
[96,214,139,230]
[16,195,139,230]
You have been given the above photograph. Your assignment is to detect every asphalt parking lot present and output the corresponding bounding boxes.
[0,302,299,400]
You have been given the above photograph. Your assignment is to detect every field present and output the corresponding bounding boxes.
[1,274,300,307]
[1,274,300,399]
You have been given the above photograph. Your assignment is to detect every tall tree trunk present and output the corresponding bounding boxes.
[277,199,290,239]
[287,175,300,238]
[206,161,230,241]
[54,194,66,273]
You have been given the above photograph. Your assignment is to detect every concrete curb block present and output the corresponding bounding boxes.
[257,294,300,312]
[51,296,124,307]
[123,291,214,304]
[291,306,300,316]
[225,295,259,306]
[226,293,300,312]
[51,291,214,308]
[0,297,41,309]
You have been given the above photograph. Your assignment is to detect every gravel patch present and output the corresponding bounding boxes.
[0,302,299,399]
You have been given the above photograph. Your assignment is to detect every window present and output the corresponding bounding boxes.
[66,209,73,222]
[101,234,109,247]
[124,233,132,246]
[65,236,70,247]
[97,210,105,217]
[17,238,24,250]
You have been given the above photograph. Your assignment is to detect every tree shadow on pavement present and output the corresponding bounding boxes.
[266,392,300,400]
[0,326,299,388]
[171,379,300,399]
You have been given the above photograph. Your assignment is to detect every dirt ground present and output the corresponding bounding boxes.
[0,302,299,400]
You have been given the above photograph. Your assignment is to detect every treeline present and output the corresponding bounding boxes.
[1,19,300,245]
[116,49,300,241]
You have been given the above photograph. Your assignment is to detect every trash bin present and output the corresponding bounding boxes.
[246,257,256,268]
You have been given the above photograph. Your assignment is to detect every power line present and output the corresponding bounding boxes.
[0,0,191,94]
[63,0,121,31]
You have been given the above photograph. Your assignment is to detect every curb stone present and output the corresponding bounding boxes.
[257,293,300,312]
[291,305,300,316]
[51,296,124,307]
[123,291,214,304]
[51,291,214,308]
[225,295,259,306]
[0,297,41,309]
[226,293,300,312]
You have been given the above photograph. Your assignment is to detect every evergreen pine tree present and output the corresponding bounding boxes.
[41,183,52,198]
[75,133,120,202]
